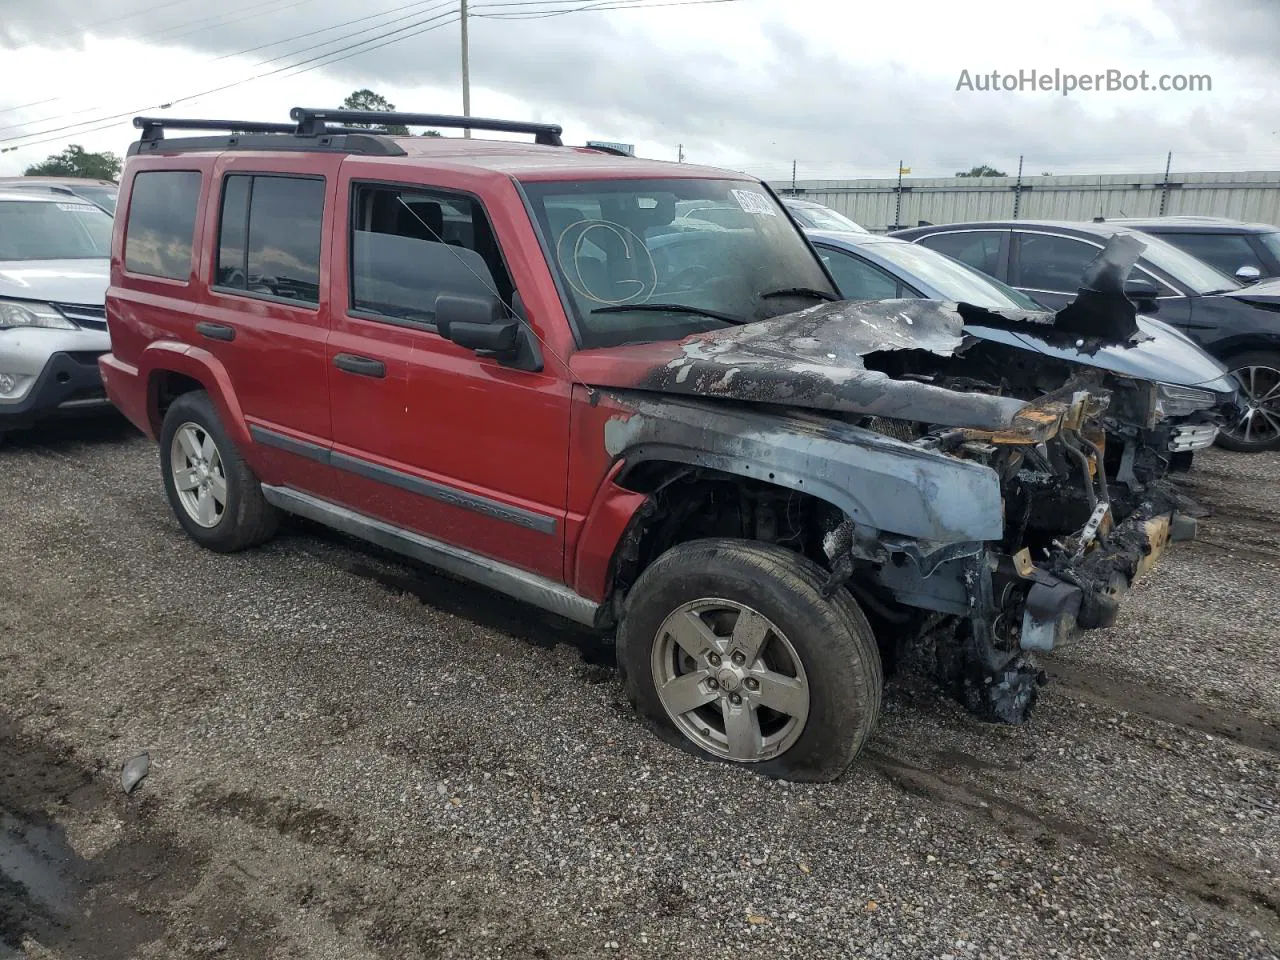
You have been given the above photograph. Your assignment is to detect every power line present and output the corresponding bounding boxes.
[0,4,461,147]
[1,11,466,152]
[7,0,743,153]
[472,0,746,17]
[213,0,448,61]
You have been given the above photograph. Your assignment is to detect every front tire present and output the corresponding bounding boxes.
[1217,350,1280,452]
[159,391,278,552]
[617,539,883,782]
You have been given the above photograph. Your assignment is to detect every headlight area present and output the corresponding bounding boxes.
[1154,382,1217,420]
[0,299,78,331]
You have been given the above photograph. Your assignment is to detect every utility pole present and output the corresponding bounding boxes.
[791,160,797,194]
[460,0,471,138]
[894,159,904,231]
[677,144,684,163]
[1159,151,1173,215]
[1012,154,1024,219]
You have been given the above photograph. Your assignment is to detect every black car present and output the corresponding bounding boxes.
[890,219,1280,452]
[1103,216,1280,283]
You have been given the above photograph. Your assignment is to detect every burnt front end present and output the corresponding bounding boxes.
[823,388,1193,723]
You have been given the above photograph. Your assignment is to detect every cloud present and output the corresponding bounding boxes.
[0,0,1274,177]
[1153,0,1280,63]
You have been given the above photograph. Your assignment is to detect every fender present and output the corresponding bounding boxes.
[572,459,650,602]
[600,391,1005,544]
[138,340,252,449]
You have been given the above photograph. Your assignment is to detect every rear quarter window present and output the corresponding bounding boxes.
[124,171,202,280]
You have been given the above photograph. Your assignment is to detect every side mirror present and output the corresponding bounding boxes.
[1123,279,1160,314]
[435,294,519,360]
[1235,264,1262,283]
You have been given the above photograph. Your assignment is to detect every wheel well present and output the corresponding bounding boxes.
[606,461,843,613]
[148,371,205,435]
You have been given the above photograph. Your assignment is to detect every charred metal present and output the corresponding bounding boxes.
[587,239,1208,727]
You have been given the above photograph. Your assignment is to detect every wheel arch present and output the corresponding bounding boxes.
[139,342,252,448]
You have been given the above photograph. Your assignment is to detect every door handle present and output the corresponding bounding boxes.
[333,354,386,378]
[195,321,236,342]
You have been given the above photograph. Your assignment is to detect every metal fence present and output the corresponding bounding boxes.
[768,171,1280,233]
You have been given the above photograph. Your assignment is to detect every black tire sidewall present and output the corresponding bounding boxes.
[618,539,880,782]
[159,392,249,551]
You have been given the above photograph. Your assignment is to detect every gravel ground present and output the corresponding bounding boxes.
[1,417,1277,960]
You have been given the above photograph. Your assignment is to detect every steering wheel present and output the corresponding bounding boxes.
[667,264,715,292]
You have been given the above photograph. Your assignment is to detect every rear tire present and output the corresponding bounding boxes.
[1217,350,1280,452]
[617,538,883,782]
[159,391,278,552]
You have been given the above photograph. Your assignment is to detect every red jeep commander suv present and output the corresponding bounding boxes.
[101,108,1187,781]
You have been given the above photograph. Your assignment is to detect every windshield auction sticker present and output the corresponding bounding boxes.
[731,190,777,216]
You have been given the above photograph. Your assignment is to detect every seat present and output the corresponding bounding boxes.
[396,201,444,243]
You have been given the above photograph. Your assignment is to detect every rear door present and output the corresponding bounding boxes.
[325,169,572,582]
[198,156,345,501]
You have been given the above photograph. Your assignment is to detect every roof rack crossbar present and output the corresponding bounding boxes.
[288,107,564,146]
[134,117,301,142]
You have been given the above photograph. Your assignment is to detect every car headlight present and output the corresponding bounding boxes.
[0,298,76,330]
[1154,382,1216,419]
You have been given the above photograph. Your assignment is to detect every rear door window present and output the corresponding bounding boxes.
[124,171,202,280]
[216,174,325,305]
[915,230,1006,280]
[816,245,905,300]
[1012,232,1101,293]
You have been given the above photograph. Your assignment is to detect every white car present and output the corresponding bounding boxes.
[781,197,869,233]
[0,190,113,442]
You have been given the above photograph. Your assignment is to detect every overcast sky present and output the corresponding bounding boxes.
[0,0,1275,179]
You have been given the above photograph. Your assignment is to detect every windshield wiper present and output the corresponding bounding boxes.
[590,303,749,325]
[759,286,840,302]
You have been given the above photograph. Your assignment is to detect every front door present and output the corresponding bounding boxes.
[325,174,571,581]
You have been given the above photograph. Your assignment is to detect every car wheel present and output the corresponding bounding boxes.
[159,391,279,552]
[617,538,883,782]
[1218,351,1280,452]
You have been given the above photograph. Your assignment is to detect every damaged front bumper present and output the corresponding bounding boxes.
[1014,503,1197,652]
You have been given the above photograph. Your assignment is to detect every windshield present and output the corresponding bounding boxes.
[1125,230,1241,294]
[0,199,112,261]
[522,178,836,347]
[787,201,867,233]
[869,240,1044,310]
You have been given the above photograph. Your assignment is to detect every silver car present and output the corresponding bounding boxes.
[0,190,113,442]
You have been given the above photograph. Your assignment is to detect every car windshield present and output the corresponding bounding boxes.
[787,202,867,233]
[1258,232,1280,262]
[70,185,118,215]
[869,240,1044,310]
[1122,230,1241,294]
[0,199,113,260]
[521,178,836,347]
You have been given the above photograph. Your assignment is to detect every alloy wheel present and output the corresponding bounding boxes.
[1223,364,1280,447]
[170,422,227,528]
[651,598,810,763]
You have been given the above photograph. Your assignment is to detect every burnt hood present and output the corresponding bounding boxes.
[963,314,1237,397]
[570,298,1032,433]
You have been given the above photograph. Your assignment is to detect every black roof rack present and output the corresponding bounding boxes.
[289,107,563,146]
[128,108,565,158]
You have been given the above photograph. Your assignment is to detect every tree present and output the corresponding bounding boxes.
[24,145,121,181]
[1041,171,1054,177]
[341,89,409,135]
[954,164,1007,178]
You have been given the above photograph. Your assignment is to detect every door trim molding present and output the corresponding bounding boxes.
[260,485,599,626]
[249,423,557,534]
